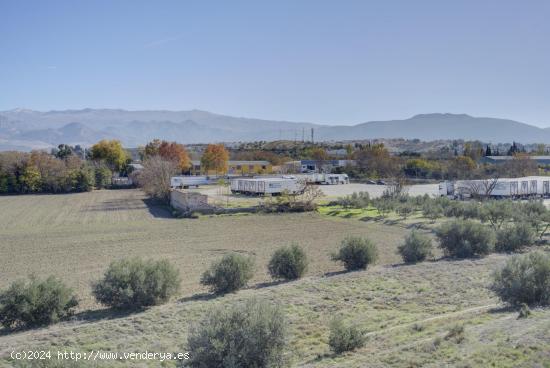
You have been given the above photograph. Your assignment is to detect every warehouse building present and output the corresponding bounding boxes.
[480,156,550,165]
[190,160,273,176]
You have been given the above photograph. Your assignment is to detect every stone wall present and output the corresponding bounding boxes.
[170,190,211,212]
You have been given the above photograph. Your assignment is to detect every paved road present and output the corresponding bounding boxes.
[192,183,440,203]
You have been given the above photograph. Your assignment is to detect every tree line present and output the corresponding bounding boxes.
[230,140,542,180]
[0,140,129,194]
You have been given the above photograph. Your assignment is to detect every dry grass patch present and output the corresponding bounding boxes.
[1,254,548,367]
[0,189,408,309]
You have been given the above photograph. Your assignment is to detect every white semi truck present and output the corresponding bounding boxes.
[439,176,550,198]
[230,177,303,195]
[170,176,210,189]
[288,173,349,185]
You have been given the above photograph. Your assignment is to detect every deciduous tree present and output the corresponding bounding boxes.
[158,141,191,171]
[355,144,399,178]
[135,156,179,202]
[90,140,129,172]
[201,144,229,175]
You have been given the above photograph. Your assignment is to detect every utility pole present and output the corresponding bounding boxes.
[311,128,314,143]
[302,128,305,143]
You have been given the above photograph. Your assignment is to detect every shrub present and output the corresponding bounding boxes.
[331,237,378,271]
[422,202,443,222]
[187,299,288,368]
[517,200,547,219]
[0,276,78,329]
[444,324,465,343]
[518,303,531,319]
[491,251,550,306]
[495,222,535,253]
[371,197,395,218]
[411,194,431,207]
[93,258,180,309]
[94,165,112,189]
[514,203,550,240]
[461,202,483,220]
[70,168,95,192]
[328,317,366,354]
[442,201,464,218]
[480,200,513,230]
[268,244,308,281]
[201,253,255,294]
[434,196,452,209]
[337,192,370,209]
[398,230,433,263]
[396,202,415,219]
[435,220,495,258]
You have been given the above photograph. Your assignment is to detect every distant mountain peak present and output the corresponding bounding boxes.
[410,113,472,119]
[1,108,549,150]
[9,108,35,113]
[59,122,91,132]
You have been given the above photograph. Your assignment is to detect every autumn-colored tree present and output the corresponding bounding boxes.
[0,151,94,194]
[30,151,70,192]
[19,165,42,193]
[355,144,399,178]
[231,150,290,166]
[463,141,484,161]
[143,140,191,171]
[201,144,229,175]
[447,156,476,179]
[90,140,129,172]
[404,158,440,179]
[158,141,191,171]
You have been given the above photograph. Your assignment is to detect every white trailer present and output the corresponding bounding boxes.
[170,176,209,189]
[230,177,303,195]
[439,181,455,197]
[292,173,349,185]
[322,174,349,185]
[439,176,550,198]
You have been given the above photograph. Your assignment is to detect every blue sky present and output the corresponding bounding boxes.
[1,0,549,126]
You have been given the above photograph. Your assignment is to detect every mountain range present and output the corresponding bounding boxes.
[0,108,549,151]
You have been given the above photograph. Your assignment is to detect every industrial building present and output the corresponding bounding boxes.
[480,156,550,165]
[189,160,273,175]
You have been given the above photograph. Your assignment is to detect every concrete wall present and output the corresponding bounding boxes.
[170,190,211,212]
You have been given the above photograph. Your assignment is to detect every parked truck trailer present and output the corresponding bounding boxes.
[170,176,210,189]
[230,177,303,195]
[439,176,550,198]
[290,173,349,185]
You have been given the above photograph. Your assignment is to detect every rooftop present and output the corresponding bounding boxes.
[191,160,270,165]
[484,156,550,161]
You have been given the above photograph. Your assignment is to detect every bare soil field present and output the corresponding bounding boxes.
[1,189,549,367]
[0,189,410,309]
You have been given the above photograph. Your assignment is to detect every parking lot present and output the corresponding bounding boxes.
[189,182,440,206]
[318,183,439,199]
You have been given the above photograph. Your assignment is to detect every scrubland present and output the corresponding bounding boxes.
[0,189,549,367]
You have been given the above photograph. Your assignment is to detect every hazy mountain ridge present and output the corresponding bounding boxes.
[0,109,548,151]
